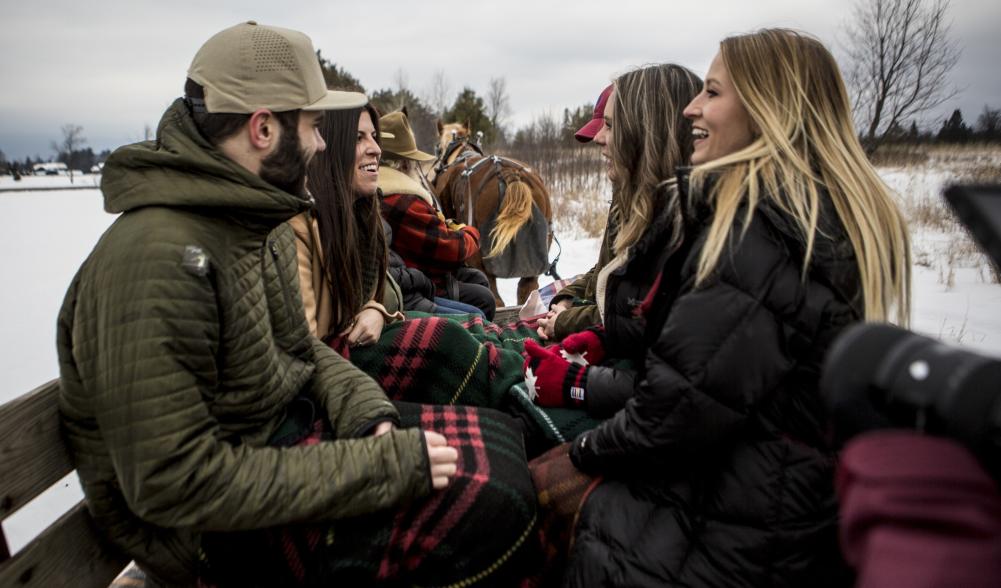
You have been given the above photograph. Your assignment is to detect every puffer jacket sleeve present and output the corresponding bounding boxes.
[88,242,430,531]
[571,212,811,474]
[308,337,405,435]
[552,220,616,339]
[584,365,637,418]
[550,265,595,308]
[552,299,602,341]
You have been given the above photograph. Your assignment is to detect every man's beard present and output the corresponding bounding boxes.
[260,125,307,196]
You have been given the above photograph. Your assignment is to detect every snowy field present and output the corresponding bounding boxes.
[2,156,1001,552]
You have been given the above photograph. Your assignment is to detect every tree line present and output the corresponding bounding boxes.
[2,0,992,180]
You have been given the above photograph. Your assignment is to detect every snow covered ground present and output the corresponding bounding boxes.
[1,158,1000,552]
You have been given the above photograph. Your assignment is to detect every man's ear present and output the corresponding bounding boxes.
[248,109,278,151]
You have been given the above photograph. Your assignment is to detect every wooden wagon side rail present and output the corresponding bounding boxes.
[492,305,522,324]
[0,379,129,588]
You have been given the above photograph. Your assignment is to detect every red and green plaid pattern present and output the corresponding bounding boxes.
[199,401,540,586]
[381,192,481,291]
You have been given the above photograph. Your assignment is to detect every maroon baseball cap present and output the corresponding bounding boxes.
[575,84,613,143]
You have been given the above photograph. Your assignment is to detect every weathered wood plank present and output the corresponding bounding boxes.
[0,527,9,563]
[0,500,128,588]
[493,305,522,324]
[0,379,72,519]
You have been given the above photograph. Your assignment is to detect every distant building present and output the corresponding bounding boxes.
[33,162,68,175]
[90,162,104,174]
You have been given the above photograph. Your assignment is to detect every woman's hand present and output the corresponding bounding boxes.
[536,300,571,340]
[341,307,385,346]
[424,431,459,490]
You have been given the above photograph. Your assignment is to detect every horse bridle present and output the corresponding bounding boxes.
[433,132,484,179]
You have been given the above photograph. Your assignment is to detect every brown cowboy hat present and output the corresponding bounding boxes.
[379,109,436,162]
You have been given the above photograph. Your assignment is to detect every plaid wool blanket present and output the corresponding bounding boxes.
[339,313,602,456]
[199,400,540,587]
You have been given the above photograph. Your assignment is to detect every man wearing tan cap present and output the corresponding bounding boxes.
[56,22,460,586]
[378,109,497,319]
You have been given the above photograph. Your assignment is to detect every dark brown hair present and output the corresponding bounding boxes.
[184,78,298,146]
[307,103,387,332]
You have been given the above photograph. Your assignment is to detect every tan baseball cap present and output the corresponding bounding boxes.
[379,110,436,162]
[188,21,367,113]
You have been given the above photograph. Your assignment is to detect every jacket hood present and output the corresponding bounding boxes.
[101,98,312,221]
[377,165,436,208]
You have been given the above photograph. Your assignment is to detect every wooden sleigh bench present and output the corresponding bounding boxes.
[0,379,131,587]
[0,306,524,588]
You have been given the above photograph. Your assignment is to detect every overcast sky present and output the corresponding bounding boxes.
[1,0,998,161]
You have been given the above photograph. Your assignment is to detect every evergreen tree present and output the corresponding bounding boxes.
[561,104,594,145]
[369,88,439,153]
[444,87,497,147]
[937,108,972,143]
[316,50,364,92]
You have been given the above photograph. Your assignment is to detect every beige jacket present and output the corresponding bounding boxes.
[288,213,403,339]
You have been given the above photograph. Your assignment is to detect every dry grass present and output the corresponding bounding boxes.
[958,161,1001,184]
[496,142,1001,286]
[879,144,1001,285]
[870,143,931,167]
[500,144,610,239]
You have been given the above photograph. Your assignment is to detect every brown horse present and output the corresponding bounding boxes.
[431,121,554,306]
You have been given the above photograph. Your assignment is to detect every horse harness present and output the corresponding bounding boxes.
[433,136,562,279]
[435,138,536,226]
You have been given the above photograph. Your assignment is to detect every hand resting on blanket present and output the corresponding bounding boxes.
[425,431,459,489]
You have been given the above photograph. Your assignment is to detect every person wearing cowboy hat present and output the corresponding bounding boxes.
[378,108,496,319]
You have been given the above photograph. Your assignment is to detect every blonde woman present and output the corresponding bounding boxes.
[561,29,910,586]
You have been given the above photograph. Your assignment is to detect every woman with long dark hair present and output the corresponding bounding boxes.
[285,100,543,585]
[290,103,398,345]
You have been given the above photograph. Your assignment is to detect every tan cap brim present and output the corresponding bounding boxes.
[384,147,436,162]
[402,149,437,162]
[302,90,368,111]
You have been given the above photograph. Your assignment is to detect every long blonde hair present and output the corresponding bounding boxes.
[692,29,910,325]
[609,63,702,255]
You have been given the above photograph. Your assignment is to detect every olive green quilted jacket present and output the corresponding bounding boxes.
[57,99,430,586]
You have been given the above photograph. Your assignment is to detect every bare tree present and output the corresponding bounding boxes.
[486,76,513,144]
[423,69,451,117]
[976,105,1001,138]
[51,124,86,184]
[393,68,409,95]
[843,0,961,152]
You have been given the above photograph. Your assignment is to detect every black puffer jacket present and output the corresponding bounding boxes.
[584,184,679,418]
[388,248,438,313]
[567,172,862,587]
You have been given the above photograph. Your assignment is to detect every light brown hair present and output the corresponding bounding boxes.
[609,64,701,255]
[692,29,911,324]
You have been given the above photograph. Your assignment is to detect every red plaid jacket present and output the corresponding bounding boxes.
[380,192,481,285]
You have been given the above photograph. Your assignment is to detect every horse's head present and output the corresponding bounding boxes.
[436,120,470,156]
